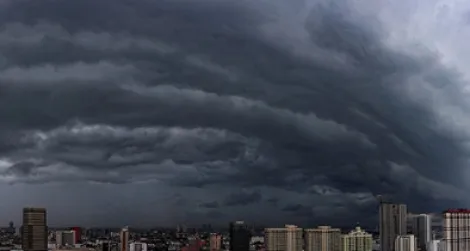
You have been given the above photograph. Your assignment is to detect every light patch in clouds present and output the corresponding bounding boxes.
[122,84,374,145]
[0,22,177,54]
[0,61,136,83]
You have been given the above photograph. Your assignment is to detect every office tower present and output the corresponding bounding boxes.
[340,226,373,251]
[210,233,223,251]
[380,203,407,251]
[410,214,431,251]
[395,235,416,251]
[264,225,303,251]
[22,207,47,251]
[71,227,81,243]
[443,209,470,251]
[304,226,341,251]
[130,243,148,251]
[230,221,251,251]
[120,227,129,251]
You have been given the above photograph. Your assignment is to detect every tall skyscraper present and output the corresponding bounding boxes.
[229,221,251,251]
[264,225,303,251]
[380,202,407,251]
[120,227,129,251]
[340,226,373,251]
[22,207,47,251]
[410,214,431,251]
[395,235,416,251]
[304,226,341,251]
[443,209,470,251]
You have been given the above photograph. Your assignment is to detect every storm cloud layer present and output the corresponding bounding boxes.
[0,0,469,227]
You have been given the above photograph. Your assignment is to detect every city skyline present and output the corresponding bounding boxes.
[0,0,470,227]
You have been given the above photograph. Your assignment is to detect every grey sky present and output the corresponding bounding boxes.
[0,0,470,228]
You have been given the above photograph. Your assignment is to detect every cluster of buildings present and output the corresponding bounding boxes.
[225,203,468,251]
[2,204,470,251]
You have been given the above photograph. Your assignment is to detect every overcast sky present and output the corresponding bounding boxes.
[0,0,469,228]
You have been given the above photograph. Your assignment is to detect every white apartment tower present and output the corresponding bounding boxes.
[304,226,341,251]
[395,235,416,251]
[341,226,373,251]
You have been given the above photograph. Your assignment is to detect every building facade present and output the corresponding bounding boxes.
[340,226,372,251]
[395,235,416,251]
[410,214,431,251]
[443,209,470,251]
[22,207,47,251]
[130,242,148,251]
[230,221,251,251]
[305,226,341,251]
[264,225,303,251]
[380,203,407,251]
[210,233,222,251]
[55,230,75,247]
[120,227,129,251]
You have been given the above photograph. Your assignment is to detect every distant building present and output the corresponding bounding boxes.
[380,203,407,251]
[210,233,223,251]
[71,227,82,243]
[410,214,431,251]
[395,235,416,251]
[130,243,148,251]
[443,209,470,251]
[120,227,129,251]
[305,226,341,251]
[102,242,111,251]
[55,230,75,247]
[264,225,303,251]
[341,226,372,251]
[230,221,251,251]
[22,207,48,251]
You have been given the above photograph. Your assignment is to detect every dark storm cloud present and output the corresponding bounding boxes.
[0,0,469,226]
[223,191,262,207]
[282,204,313,217]
[199,201,220,209]
[266,197,279,206]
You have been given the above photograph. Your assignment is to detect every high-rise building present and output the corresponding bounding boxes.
[304,226,341,251]
[340,226,373,251]
[395,235,416,251]
[264,225,303,251]
[410,214,431,251]
[22,207,47,251]
[380,203,407,251]
[210,233,223,251]
[120,227,129,251]
[229,221,251,251]
[443,209,470,251]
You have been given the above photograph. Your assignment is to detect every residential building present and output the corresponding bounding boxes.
[305,226,341,251]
